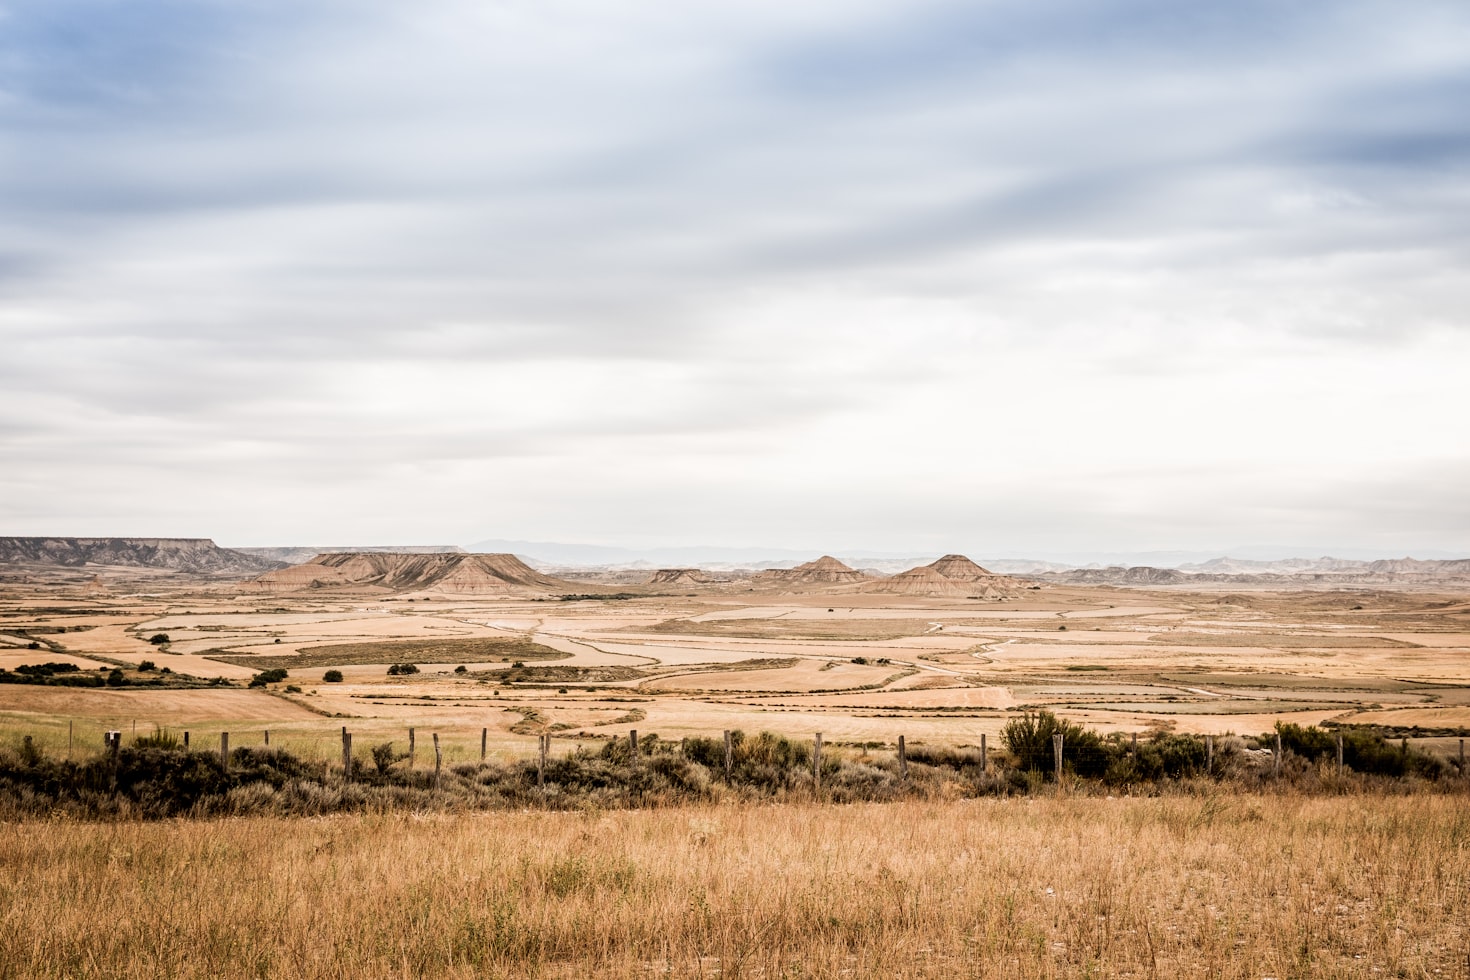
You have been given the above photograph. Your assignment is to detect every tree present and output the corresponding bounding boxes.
[323,669,344,683]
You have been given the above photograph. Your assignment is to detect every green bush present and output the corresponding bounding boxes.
[1271,722,1443,778]
[148,634,170,645]
[1001,710,1110,778]
[371,742,405,774]
[386,663,420,676]
[105,668,129,687]
[249,668,289,688]
[322,669,344,683]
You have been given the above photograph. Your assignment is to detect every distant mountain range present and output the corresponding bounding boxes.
[1035,557,1470,586]
[5,536,1468,588]
[236,545,465,566]
[0,537,283,576]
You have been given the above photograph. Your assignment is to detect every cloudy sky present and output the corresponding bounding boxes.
[2,0,1468,559]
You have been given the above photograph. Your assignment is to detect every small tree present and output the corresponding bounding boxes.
[148,634,170,645]
[323,669,344,683]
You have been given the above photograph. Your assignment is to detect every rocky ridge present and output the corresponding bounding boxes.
[868,554,1025,599]
[0,537,284,576]
[755,556,871,587]
[250,552,586,595]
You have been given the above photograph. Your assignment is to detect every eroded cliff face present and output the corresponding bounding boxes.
[867,554,1026,599]
[754,556,871,587]
[250,552,581,595]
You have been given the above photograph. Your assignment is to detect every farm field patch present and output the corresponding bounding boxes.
[0,578,1466,758]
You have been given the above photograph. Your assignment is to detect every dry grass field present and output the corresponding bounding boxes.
[2,794,1466,978]
[2,573,1469,976]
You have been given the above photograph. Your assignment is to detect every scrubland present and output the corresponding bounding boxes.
[2,794,1467,979]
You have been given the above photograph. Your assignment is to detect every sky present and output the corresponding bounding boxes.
[2,0,1468,560]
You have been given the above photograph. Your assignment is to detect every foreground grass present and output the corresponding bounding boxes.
[2,795,1467,978]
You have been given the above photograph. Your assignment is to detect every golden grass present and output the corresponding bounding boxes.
[2,794,1466,978]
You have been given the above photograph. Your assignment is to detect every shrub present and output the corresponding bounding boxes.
[284,685,301,693]
[1001,710,1110,778]
[148,634,170,645]
[1271,722,1443,778]
[371,742,405,774]
[387,663,420,676]
[105,668,129,687]
[134,729,183,750]
[137,660,157,672]
[322,669,344,683]
[454,665,468,674]
[14,662,80,679]
[249,668,289,688]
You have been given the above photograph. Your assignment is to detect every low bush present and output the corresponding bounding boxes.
[248,668,289,688]
[322,669,344,683]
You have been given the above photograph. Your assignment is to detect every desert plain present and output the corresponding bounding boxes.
[3,552,1468,767]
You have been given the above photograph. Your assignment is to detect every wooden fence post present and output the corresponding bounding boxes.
[724,730,733,777]
[220,732,229,768]
[433,733,442,789]
[1053,732,1064,785]
[1336,733,1344,777]
[981,733,988,773]
[108,731,121,790]
[629,729,638,762]
[264,729,270,747]
[409,727,415,769]
[1460,738,1465,773]
[538,734,547,788]
[813,733,823,791]
[1131,731,1138,759]
[1206,735,1214,776]
[898,735,907,781]
[341,727,352,780]
[183,730,189,749]
[68,720,73,759]
[481,728,487,762]
[1274,732,1282,777]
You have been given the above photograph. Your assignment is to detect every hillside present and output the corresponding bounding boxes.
[250,552,588,595]
[648,568,714,586]
[754,556,871,587]
[236,545,465,565]
[869,554,1025,599]
[0,537,283,576]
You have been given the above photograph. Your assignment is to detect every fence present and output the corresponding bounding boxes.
[9,721,1469,792]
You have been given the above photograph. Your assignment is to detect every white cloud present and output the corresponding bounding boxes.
[1,0,1468,555]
